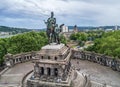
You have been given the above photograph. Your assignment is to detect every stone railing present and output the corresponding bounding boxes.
[21,70,33,87]
[91,81,112,87]
[80,72,112,87]
[4,51,36,67]
[0,67,9,79]
[84,75,91,87]
[3,50,120,72]
[72,50,120,72]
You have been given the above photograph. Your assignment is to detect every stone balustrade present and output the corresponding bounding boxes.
[4,51,36,67]
[72,50,120,72]
[4,50,120,72]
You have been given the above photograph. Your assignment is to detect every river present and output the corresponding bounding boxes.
[0,35,15,38]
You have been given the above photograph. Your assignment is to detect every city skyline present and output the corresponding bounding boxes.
[0,0,120,29]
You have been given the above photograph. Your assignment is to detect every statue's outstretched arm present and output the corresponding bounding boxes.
[44,20,48,25]
[44,20,46,23]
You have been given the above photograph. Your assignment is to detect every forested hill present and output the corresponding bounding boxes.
[0,26,32,33]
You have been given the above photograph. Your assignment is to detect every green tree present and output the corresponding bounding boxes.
[0,38,8,65]
[86,30,120,59]
[60,35,67,45]
[0,31,48,65]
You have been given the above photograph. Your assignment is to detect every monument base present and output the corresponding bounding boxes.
[42,43,65,50]
[27,43,72,87]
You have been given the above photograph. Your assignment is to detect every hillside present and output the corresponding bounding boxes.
[0,26,32,34]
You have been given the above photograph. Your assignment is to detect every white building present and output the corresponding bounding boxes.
[105,29,114,32]
[62,25,68,32]
[115,25,118,30]
[0,32,9,35]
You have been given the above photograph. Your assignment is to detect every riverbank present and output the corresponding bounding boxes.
[0,35,14,38]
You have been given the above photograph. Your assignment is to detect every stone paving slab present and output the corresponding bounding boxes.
[42,43,64,50]
[0,62,33,87]
[71,59,120,87]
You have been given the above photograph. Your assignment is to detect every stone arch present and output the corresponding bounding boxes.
[13,59,15,63]
[54,68,58,76]
[41,56,43,59]
[40,67,44,75]
[55,57,57,60]
[47,67,51,76]
[27,56,29,59]
[19,58,21,61]
[16,58,18,62]
[48,56,50,59]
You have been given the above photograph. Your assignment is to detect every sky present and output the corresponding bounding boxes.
[0,0,120,29]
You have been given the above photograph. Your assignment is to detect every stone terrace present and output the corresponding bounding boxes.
[71,59,120,87]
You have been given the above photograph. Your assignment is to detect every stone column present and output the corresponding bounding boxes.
[34,63,40,79]
[79,53,82,59]
[58,68,63,77]
[51,68,54,76]
[44,67,47,75]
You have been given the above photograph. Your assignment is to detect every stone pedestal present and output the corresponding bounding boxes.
[42,43,65,50]
[34,63,40,79]
[28,43,72,87]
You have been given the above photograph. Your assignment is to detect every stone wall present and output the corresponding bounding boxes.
[72,50,120,72]
[3,50,119,87]
[4,50,120,72]
[4,51,36,67]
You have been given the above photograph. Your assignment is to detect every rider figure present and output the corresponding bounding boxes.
[44,12,56,44]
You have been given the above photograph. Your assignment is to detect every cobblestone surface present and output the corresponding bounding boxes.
[71,59,120,87]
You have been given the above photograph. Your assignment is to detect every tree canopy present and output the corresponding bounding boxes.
[0,31,48,65]
[70,31,104,46]
[86,30,120,59]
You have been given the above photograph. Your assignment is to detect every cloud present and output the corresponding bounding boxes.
[0,0,120,28]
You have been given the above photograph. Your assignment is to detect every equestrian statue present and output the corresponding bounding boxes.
[44,12,63,44]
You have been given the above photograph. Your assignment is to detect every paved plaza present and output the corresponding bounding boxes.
[71,59,120,87]
[0,62,34,87]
